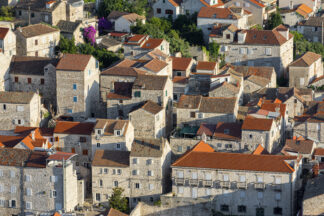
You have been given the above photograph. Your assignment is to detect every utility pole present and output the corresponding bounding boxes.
[28,6,30,25]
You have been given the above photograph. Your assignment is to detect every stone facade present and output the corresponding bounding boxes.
[297,18,324,44]
[0,27,16,57]
[294,121,324,144]
[15,26,60,58]
[153,0,181,20]
[0,92,41,131]
[0,53,11,91]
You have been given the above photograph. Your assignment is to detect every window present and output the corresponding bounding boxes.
[17,105,24,112]
[249,134,253,139]
[157,8,161,14]
[135,183,140,189]
[14,76,18,83]
[96,193,101,201]
[239,175,246,182]
[51,176,57,182]
[226,34,230,39]
[149,183,154,190]
[25,175,31,182]
[40,78,45,85]
[275,192,281,200]
[73,96,78,102]
[257,176,263,183]
[133,158,138,164]
[177,146,182,152]
[80,137,86,142]
[258,191,263,199]
[165,9,173,15]
[165,90,168,96]
[206,188,211,195]
[26,188,32,196]
[0,199,4,207]
[96,60,99,69]
[225,144,232,149]
[134,91,141,97]
[35,51,38,57]
[73,83,77,90]
[71,147,75,153]
[18,10,21,16]
[148,170,154,176]
[97,143,100,148]
[35,40,38,45]
[10,171,15,178]
[239,47,247,54]
[221,204,229,211]
[198,113,203,118]
[147,159,152,165]
[117,169,122,175]
[273,207,282,215]
[9,200,16,208]
[190,112,196,118]
[113,181,119,187]
[88,69,91,76]
[223,174,229,181]
[99,179,103,187]
[82,149,88,155]
[177,171,184,178]
[265,47,272,56]
[11,186,16,193]
[104,168,108,174]
[3,104,6,110]
[132,170,138,175]
[27,78,32,84]
[178,186,184,194]
[238,205,246,213]
[68,109,72,113]
[31,12,34,18]
[112,169,116,175]
[217,143,222,148]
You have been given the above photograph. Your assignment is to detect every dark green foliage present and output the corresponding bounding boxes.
[98,0,148,17]
[208,42,220,61]
[57,36,120,69]
[0,6,14,21]
[265,11,283,30]
[108,187,129,213]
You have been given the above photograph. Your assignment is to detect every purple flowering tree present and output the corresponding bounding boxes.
[83,26,97,45]
[98,17,112,34]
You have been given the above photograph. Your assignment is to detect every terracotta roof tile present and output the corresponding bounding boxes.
[54,121,95,135]
[143,58,168,72]
[249,0,265,7]
[290,51,321,67]
[0,91,35,104]
[107,208,129,216]
[177,95,202,109]
[122,13,145,22]
[172,144,297,173]
[56,54,92,71]
[314,148,324,156]
[92,150,130,167]
[0,27,9,39]
[0,135,24,148]
[17,23,59,38]
[196,61,217,71]
[296,4,313,18]
[107,11,130,20]
[141,100,163,114]
[130,138,165,157]
[191,140,215,152]
[198,7,238,19]
[101,66,146,76]
[246,75,270,87]
[213,122,242,140]
[282,139,314,155]
[199,0,224,8]
[242,117,273,131]
[196,123,217,136]
[47,152,76,161]
[0,148,48,168]
[173,76,189,84]
[133,74,168,90]
[199,97,237,114]
[94,119,129,136]
[261,102,287,117]
[168,0,182,7]
[252,144,269,155]
[141,38,164,49]
[172,57,192,71]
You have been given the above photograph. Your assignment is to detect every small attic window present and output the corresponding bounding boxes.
[115,130,121,136]
[224,129,230,134]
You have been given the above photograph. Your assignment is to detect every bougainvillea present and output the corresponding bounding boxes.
[98,17,112,34]
[83,26,97,45]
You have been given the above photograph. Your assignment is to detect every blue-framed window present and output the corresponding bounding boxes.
[73,96,77,102]
[73,83,77,90]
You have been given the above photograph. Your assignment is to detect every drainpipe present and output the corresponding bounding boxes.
[63,158,66,212]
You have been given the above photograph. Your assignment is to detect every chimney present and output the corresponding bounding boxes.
[277,27,289,40]
[237,31,246,44]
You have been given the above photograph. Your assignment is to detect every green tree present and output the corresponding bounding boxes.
[57,36,78,54]
[251,24,263,30]
[208,42,220,61]
[98,0,147,17]
[0,6,14,21]
[266,11,283,30]
[108,187,129,213]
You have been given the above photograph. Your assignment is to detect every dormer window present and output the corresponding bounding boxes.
[97,129,101,135]
[115,130,121,136]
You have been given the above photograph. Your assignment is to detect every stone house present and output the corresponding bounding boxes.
[0,91,41,131]
[216,25,294,78]
[56,54,100,119]
[181,0,225,15]
[280,4,313,27]
[241,117,280,153]
[297,17,324,44]
[92,138,171,208]
[314,148,324,163]
[171,141,302,216]
[197,7,250,42]
[97,36,123,53]
[223,0,266,26]
[124,35,170,59]
[129,100,165,138]
[15,23,60,58]
[279,0,320,12]
[114,12,146,33]
[0,149,82,215]
[195,61,219,75]
[14,0,84,26]
[281,138,315,162]
[171,57,193,77]
[176,95,238,127]
[0,27,16,57]
[57,20,83,45]
[0,53,11,91]
[209,82,243,105]
[153,0,182,19]
[91,118,134,158]
[173,76,189,102]
[289,52,323,88]
[9,56,58,108]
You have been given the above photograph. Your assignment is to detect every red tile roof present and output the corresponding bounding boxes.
[168,0,182,7]
[109,32,128,37]
[196,61,217,70]
[198,7,238,19]
[47,152,76,161]
[173,76,188,84]
[107,208,128,216]
[141,38,164,49]
[261,102,287,118]
[56,54,92,71]
[54,121,95,135]
[242,117,273,131]
[290,51,321,67]
[249,0,265,7]
[0,27,9,39]
[199,0,224,8]
[172,57,192,71]
[252,144,269,155]
[172,143,297,173]
[314,148,324,156]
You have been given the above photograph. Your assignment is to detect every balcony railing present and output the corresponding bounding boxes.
[175,178,184,185]
[189,179,198,186]
[271,183,282,191]
[220,181,230,188]
[203,180,213,187]
[237,182,247,189]
[254,182,265,190]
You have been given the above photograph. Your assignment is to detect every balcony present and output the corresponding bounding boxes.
[175,178,184,185]
[254,182,265,190]
[271,184,282,191]
[237,182,247,189]
[203,180,213,187]
[220,181,230,188]
[189,179,198,186]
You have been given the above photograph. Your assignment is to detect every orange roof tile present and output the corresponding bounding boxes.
[54,121,95,135]
[314,148,324,156]
[141,38,164,50]
[252,144,269,155]
[107,208,128,216]
[198,7,237,19]
[249,0,265,7]
[261,102,287,117]
[0,27,9,39]
[199,0,224,7]
[242,117,273,131]
[196,61,217,70]
[296,4,313,18]
[56,54,91,71]
[172,57,192,71]
[191,140,215,152]
[173,76,188,84]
